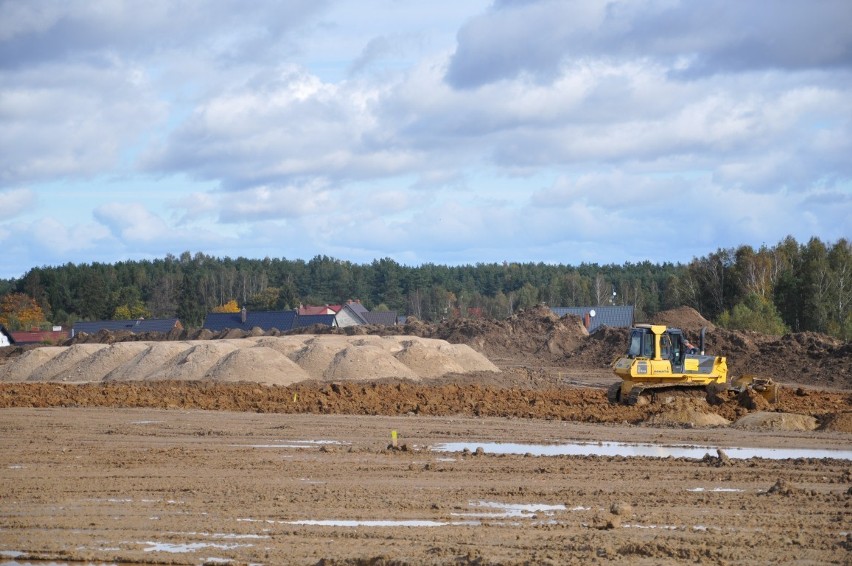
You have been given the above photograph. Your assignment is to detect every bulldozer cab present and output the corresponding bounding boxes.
[625,325,687,368]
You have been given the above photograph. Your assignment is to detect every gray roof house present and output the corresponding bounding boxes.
[291,314,338,330]
[361,311,399,326]
[203,309,297,333]
[550,306,635,333]
[71,318,182,337]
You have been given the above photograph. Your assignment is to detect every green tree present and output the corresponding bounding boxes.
[717,293,789,335]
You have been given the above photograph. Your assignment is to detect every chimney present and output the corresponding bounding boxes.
[240,307,247,324]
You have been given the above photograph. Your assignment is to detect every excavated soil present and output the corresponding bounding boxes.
[0,305,849,564]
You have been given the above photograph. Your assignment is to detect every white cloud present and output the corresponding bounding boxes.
[0,0,849,278]
[0,188,35,220]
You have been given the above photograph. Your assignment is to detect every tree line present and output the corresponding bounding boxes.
[0,236,849,339]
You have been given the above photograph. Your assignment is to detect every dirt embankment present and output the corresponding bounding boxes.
[1,379,849,432]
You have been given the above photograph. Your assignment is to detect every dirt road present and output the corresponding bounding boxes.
[1,408,850,565]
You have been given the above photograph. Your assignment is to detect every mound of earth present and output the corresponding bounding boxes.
[399,304,589,363]
[650,306,716,333]
[732,411,819,431]
[818,412,852,433]
[645,398,731,427]
[0,336,497,385]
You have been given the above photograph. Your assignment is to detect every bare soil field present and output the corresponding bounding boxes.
[0,306,850,564]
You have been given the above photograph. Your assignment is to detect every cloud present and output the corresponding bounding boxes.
[94,203,172,243]
[0,60,167,186]
[0,188,36,220]
[445,0,852,88]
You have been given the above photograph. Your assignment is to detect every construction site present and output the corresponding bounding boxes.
[1,306,850,564]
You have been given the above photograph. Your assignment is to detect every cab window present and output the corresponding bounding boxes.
[643,335,653,358]
[660,334,672,360]
[628,330,643,357]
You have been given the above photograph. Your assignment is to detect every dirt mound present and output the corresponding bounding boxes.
[205,347,311,385]
[818,412,852,433]
[399,304,588,363]
[326,343,420,382]
[1,336,498,385]
[566,326,628,369]
[650,306,715,333]
[29,344,108,381]
[733,411,818,431]
[393,339,467,378]
[645,398,731,427]
[0,347,64,381]
[150,342,239,381]
[105,342,190,381]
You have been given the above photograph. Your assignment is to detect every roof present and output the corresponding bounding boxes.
[550,306,635,333]
[72,318,181,336]
[362,311,398,326]
[203,311,297,332]
[298,305,340,315]
[11,330,69,344]
[291,314,337,330]
[345,300,369,315]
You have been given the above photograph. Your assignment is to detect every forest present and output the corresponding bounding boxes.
[0,236,849,340]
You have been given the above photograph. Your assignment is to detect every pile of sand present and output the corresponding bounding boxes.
[732,411,819,431]
[645,398,731,427]
[0,335,498,385]
[650,307,715,333]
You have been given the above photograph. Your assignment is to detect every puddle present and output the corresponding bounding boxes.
[687,487,744,492]
[141,541,251,553]
[233,439,350,449]
[274,500,576,528]
[129,420,162,425]
[285,519,477,527]
[432,441,852,460]
[452,501,566,519]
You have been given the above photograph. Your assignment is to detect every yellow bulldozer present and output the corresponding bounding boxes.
[608,324,778,405]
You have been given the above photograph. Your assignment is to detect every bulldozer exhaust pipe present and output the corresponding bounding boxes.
[700,327,706,355]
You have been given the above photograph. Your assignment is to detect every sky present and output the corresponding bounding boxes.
[1,0,850,279]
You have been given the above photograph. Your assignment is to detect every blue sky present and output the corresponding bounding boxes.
[1,0,850,279]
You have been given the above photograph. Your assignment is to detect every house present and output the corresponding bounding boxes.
[71,318,183,337]
[550,305,635,333]
[203,308,297,333]
[0,324,15,347]
[11,329,70,345]
[291,314,338,330]
[335,301,369,328]
[332,300,398,328]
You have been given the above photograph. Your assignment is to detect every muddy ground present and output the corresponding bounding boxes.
[0,305,850,564]
[1,409,850,565]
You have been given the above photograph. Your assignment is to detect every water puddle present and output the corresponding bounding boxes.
[141,540,252,553]
[432,441,852,460]
[452,501,567,519]
[285,519,477,527]
[233,439,350,449]
[687,487,744,492]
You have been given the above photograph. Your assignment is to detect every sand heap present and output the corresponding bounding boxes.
[0,335,499,385]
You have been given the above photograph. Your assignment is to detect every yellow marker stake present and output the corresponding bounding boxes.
[293,393,298,402]
[391,430,398,448]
